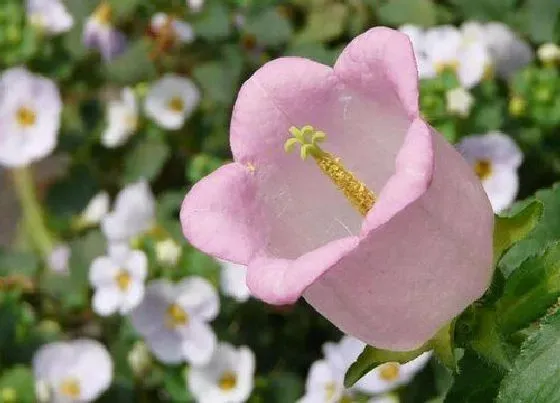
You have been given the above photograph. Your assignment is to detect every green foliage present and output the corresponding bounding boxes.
[378,0,437,27]
[123,137,170,184]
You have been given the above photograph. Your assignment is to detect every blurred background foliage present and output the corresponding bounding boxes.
[0,0,559,402]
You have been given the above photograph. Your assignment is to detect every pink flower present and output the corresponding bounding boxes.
[180,27,494,350]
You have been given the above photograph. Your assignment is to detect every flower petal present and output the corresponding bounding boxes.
[180,163,268,264]
[179,320,217,365]
[175,277,219,321]
[92,285,121,316]
[89,256,119,287]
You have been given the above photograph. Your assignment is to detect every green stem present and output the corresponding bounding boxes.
[11,166,54,260]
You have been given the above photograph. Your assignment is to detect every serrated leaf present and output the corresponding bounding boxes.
[501,184,560,277]
[497,311,560,403]
[123,137,170,184]
[104,39,156,84]
[293,4,347,45]
[244,9,293,46]
[497,242,560,334]
[493,200,543,266]
[378,0,437,27]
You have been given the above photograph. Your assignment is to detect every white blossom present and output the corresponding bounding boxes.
[538,43,560,64]
[33,339,113,403]
[102,88,138,148]
[144,74,200,130]
[188,342,255,403]
[187,0,205,13]
[218,259,250,302]
[155,238,183,266]
[457,132,523,213]
[130,277,219,365]
[0,67,62,167]
[89,245,147,316]
[83,3,127,61]
[150,13,194,44]
[298,359,354,403]
[445,87,474,117]
[26,0,73,34]
[81,191,110,225]
[101,181,156,243]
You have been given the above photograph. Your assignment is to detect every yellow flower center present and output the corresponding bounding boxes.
[94,2,112,25]
[325,381,337,400]
[285,125,376,216]
[16,106,36,127]
[115,270,131,291]
[165,303,189,328]
[435,61,459,74]
[59,378,81,398]
[378,362,401,382]
[167,96,184,112]
[218,371,237,391]
[474,159,492,180]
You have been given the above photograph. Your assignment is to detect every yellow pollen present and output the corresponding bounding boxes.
[115,270,131,291]
[165,303,188,328]
[474,159,492,180]
[59,378,81,398]
[325,381,337,400]
[94,2,112,25]
[167,96,184,112]
[378,362,400,382]
[285,126,376,216]
[16,106,36,127]
[218,371,237,390]
[435,60,459,74]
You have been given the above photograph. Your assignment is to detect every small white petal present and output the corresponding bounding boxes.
[81,191,110,224]
[219,259,251,302]
[102,88,137,148]
[26,0,74,35]
[179,320,217,366]
[89,256,119,287]
[119,282,145,314]
[92,285,122,316]
[146,330,184,364]
[48,244,71,274]
[175,276,220,321]
[446,87,474,117]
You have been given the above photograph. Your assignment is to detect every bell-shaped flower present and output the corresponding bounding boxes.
[0,67,62,167]
[130,277,219,365]
[89,244,147,315]
[83,2,127,61]
[187,342,255,403]
[26,0,73,35]
[218,259,251,302]
[102,88,138,148]
[144,74,200,130]
[33,339,113,402]
[456,132,522,213]
[180,27,494,350]
[101,180,156,244]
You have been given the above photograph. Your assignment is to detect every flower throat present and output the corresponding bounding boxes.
[284,125,376,216]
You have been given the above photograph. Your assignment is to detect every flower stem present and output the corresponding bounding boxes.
[11,166,54,260]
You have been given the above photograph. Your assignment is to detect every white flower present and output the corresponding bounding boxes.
[188,342,255,403]
[187,0,205,13]
[33,339,113,403]
[156,238,182,266]
[26,0,74,34]
[218,259,250,302]
[457,132,523,213]
[298,359,353,403]
[81,191,110,225]
[398,25,436,80]
[83,3,127,61]
[48,244,71,274]
[130,277,219,365]
[482,22,533,78]
[445,87,474,117]
[151,13,194,44]
[102,88,138,148]
[0,67,62,167]
[538,43,560,64]
[101,181,156,243]
[144,74,200,130]
[89,244,147,316]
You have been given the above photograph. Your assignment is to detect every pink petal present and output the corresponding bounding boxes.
[180,163,267,263]
[334,27,420,119]
[304,129,494,350]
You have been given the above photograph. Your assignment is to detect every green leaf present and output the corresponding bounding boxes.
[497,242,560,334]
[500,184,560,277]
[264,372,304,403]
[293,4,348,45]
[193,48,242,105]
[378,0,437,27]
[497,311,560,403]
[107,0,141,18]
[449,0,516,20]
[493,200,543,266]
[104,39,157,84]
[444,350,503,403]
[123,137,170,184]
[192,2,231,41]
[244,9,293,46]
[45,165,97,220]
[522,0,560,42]
[0,367,35,403]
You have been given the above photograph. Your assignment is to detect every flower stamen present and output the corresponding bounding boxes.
[115,270,131,291]
[474,159,492,180]
[218,371,237,390]
[16,106,36,127]
[59,378,81,398]
[285,125,376,216]
[167,96,184,112]
[378,362,400,382]
[165,303,189,328]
